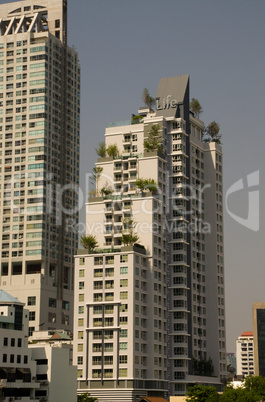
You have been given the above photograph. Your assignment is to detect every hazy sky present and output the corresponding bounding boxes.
[2,0,265,353]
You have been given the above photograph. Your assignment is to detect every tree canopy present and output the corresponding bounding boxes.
[187,384,219,401]
[190,98,203,118]
[107,144,119,158]
[77,393,98,402]
[187,376,265,402]
[203,121,222,144]
[144,124,163,153]
[95,141,106,158]
[80,235,98,252]
[142,88,155,111]
[121,218,139,246]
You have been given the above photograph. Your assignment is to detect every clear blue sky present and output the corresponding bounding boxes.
[2,0,265,353]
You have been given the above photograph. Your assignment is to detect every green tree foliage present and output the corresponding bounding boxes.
[107,144,119,158]
[187,384,219,401]
[121,218,139,246]
[143,124,163,153]
[142,88,155,111]
[95,141,107,158]
[135,178,158,193]
[91,166,103,195]
[192,357,215,377]
[77,393,98,402]
[100,187,113,197]
[80,235,98,252]
[203,121,222,144]
[190,98,203,118]
[187,376,265,402]
[131,115,144,125]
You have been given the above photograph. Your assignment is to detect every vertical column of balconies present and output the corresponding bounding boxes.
[167,119,190,394]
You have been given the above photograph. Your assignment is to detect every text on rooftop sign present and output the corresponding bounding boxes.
[156,95,178,110]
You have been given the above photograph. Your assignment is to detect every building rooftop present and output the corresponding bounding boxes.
[0,289,23,305]
[241,331,253,337]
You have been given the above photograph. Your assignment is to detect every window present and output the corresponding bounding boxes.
[17,338,22,347]
[119,342,128,350]
[78,318,84,326]
[48,312,56,323]
[78,331,83,339]
[120,304,128,313]
[78,344,83,352]
[93,306,102,315]
[119,369,127,377]
[78,306,84,314]
[29,311,35,321]
[120,291,128,299]
[120,329,128,338]
[119,355,127,364]
[120,279,128,287]
[104,343,113,352]
[120,317,128,325]
[62,300,69,310]
[120,266,128,275]
[120,254,128,263]
[2,354,7,363]
[104,369,113,378]
[79,269,84,277]
[49,298,56,308]
[77,356,83,365]
[79,294,84,302]
[3,337,8,346]
[28,296,36,306]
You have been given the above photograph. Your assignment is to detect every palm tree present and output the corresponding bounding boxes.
[91,166,103,196]
[80,235,98,252]
[121,218,139,246]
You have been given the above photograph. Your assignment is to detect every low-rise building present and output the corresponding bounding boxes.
[0,289,39,400]
[29,330,77,401]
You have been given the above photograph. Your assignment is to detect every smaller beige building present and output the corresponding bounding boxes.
[0,289,39,400]
[236,331,254,376]
[29,330,77,402]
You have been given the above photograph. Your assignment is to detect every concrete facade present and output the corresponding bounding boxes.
[73,75,226,400]
[236,332,254,376]
[29,332,77,402]
[0,289,39,400]
[0,0,80,334]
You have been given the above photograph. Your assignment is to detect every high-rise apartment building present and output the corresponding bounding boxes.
[73,75,225,400]
[0,0,80,334]
[236,331,254,376]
